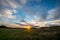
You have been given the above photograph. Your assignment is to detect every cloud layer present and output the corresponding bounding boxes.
[0,0,60,28]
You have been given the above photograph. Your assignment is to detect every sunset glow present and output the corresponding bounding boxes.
[24,26,31,32]
[26,26,31,30]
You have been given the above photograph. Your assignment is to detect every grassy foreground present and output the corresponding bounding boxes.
[0,28,60,40]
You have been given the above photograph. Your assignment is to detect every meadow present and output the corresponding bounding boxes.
[0,27,60,40]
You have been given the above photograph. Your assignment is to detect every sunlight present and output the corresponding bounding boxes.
[24,26,31,32]
[26,26,31,30]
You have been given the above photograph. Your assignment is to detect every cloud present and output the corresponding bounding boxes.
[28,0,42,4]
[8,23,20,28]
[28,19,60,27]
[21,5,47,21]
[46,20,60,26]
[8,0,18,8]
[0,9,17,19]
[12,10,18,13]
[37,20,60,27]
[0,0,27,9]
[19,0,27,4]
[0,20,8,26]
[27,17,47,27]
[34,16,40,20]
[0,0,28,20]
[0,0,27,27]
[47,7,60,21]
[0,0,17,9]
[28,19,48,27]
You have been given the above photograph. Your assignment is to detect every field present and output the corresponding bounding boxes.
[0,27,60,40]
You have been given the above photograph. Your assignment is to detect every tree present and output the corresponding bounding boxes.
[0,25,7,28]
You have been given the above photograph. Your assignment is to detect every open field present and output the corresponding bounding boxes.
[0,27,60,40]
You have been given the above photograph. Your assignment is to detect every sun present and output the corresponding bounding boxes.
[26,26,31,29]
[24,25,31,32]
[26,26,31,30]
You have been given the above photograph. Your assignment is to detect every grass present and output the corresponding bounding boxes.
[0,28,60,40]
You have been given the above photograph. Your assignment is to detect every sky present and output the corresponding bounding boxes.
[0,0,60,28]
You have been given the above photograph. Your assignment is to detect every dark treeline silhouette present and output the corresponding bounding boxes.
[0,25,8,28]
[41,25,60,29]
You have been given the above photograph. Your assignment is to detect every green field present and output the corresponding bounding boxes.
[0,28,60,40]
